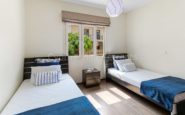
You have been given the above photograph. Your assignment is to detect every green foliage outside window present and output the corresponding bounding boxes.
[84,35,93,55]
[68,33,79,56]
[68,33,93,56]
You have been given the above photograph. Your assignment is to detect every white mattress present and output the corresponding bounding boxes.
[108,68,165,88]
[1,74,83,115]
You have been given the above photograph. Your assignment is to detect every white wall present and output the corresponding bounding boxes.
[0,0,25,111]
[25,0,126,82]
[126,0,185,78]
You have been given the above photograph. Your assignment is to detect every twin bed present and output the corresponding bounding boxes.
[2,54,185,115]
[105,54,185,115]
[1,56,99,115]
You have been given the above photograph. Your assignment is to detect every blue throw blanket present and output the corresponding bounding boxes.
[17,96,100,115]
[141,76,185,111]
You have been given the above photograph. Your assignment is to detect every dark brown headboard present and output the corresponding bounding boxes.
[23,56,68,80]
[105,53,128,78]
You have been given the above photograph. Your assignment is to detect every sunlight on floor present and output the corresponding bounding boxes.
[86,95,102,109]
[110,87,131,100]
[96,91,121,105]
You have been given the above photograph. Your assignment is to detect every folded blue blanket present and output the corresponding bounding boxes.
[141,76,185,111]
[17,96,100,115]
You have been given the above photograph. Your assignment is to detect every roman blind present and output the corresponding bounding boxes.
[62,11,111,26]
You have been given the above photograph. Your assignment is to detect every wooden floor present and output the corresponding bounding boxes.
[79,80,169,115]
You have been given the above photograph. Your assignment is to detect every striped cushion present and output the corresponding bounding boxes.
[31,71,60,86]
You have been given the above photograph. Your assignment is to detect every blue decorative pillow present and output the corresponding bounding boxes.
[36,62,60,66]
[35,58,60,63]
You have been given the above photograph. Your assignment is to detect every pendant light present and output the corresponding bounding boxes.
[106,0,124,17]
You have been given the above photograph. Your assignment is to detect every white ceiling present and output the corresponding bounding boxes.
[61,0,154,12]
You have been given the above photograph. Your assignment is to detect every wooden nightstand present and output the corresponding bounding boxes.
[82,68,101,87]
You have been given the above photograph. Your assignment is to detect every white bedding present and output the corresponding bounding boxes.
[108,68,166,88]
[108,68,185,115]
[108,68,185,104]
[1,74,83,115]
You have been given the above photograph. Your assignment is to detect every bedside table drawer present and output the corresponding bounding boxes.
[86,75,100,80]
[85,72,100,75]
[86,78,101,86]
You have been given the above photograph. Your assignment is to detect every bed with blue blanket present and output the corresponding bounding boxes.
[17,96,99,115]
[105,54,185,115]
[1,74,99,115]
[141,76,185,114]
[107,67,185,115]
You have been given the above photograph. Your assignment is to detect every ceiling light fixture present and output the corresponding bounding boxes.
[106,0,124,17]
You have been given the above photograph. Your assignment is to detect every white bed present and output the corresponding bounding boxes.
[1,74,83,115]
[108,68,185,115]
[108,68,165,88]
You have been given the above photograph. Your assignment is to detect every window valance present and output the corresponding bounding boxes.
[62,11,110,26]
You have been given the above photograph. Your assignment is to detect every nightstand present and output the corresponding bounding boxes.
[82,68,101,87]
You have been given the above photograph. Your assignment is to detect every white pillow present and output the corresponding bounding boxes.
[31,65,62,73]
[122,63,137,72]
[112,55,125,69]
[120,59,132,64]
[31,65,62,86]
[115,59,137,72]
[114,59,132,70]
[31,71,60,86]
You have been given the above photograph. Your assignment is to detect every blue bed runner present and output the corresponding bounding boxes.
[141,76,185,111]
[17,96,100,115]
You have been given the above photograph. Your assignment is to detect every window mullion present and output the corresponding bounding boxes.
[81,25,84,56]
[79,24,81,56]
[94,26,97,56]
[103,27,107,56]
[66,23,70,56]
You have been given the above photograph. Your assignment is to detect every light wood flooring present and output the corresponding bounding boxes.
[78,80,169,115]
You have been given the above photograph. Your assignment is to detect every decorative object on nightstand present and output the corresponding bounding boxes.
[82,68,101,87]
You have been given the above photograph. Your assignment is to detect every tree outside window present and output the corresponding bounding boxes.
[67,23,105,56]
[68,32,79,56]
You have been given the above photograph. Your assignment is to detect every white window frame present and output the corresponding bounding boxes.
[65,22,106,57]
[82,25,96,56]
[95,26,106,57]
[66,23,82,57]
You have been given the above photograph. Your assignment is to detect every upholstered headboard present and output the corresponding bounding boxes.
[23,56,68,80]
[105,53,128,77]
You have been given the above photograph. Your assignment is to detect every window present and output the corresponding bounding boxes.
[66,23,81,56]
[83,26,94,55]
[66,23,106,56]
[96,27,105,56]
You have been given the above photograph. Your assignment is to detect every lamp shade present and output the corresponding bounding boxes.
[106,0,124,17]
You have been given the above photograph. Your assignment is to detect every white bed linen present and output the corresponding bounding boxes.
[108,68,185,103]
[1,74,83,115]
[108,68,165,88]
[109,68,185,115]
